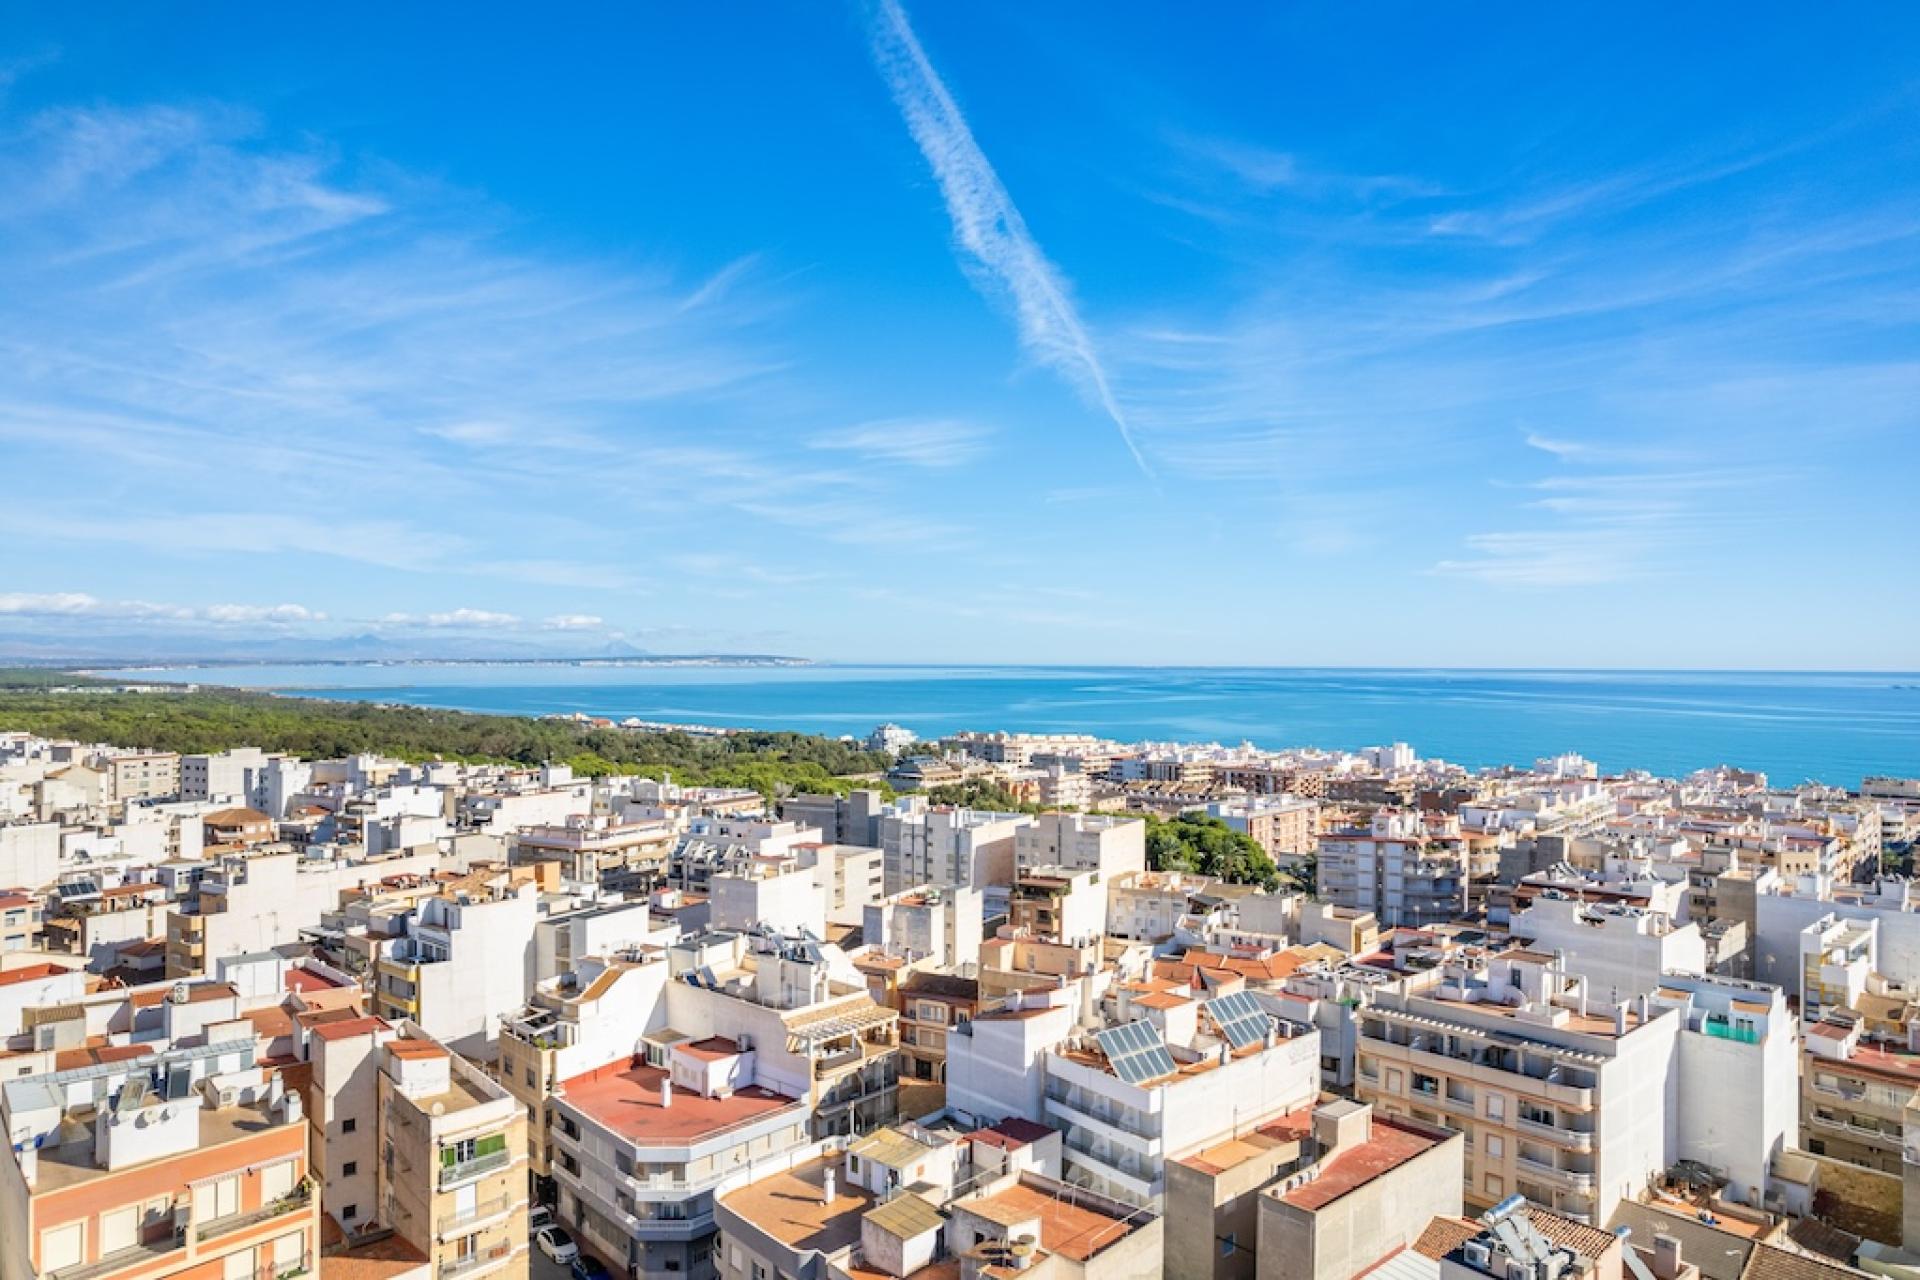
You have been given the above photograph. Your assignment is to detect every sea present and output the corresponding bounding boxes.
[107,664,1920,789]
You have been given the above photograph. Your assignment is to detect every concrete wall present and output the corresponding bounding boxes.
[1255,1129,1463,1280]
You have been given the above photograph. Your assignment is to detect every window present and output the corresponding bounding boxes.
[224,1247,256,1280]
[40,1222,84,1273]
[344,1205,358,1220]
[262,1160,296,1203]
[342,1118,357,1134]
[1485,1093,1505,1121]
[1220,1233,1237,1258]
[1485,1136,1504,1159]
[526,1068,536,1087]
[343,1162,357,1178]
[1484,1174,1504,1197]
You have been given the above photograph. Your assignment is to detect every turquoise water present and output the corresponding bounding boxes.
[121,664,1920,788]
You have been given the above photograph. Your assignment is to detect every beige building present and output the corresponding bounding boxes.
[1165,1099,1460,1280]
[378,1032,530,1280]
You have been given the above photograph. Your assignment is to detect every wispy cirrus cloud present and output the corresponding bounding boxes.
[809,418,990,468]
[868,0,1152,479]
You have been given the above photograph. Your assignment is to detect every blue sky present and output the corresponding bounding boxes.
[1,5,1916,667]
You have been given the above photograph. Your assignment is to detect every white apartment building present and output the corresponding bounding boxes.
[1511,897,1709,1002]
[1354,952,1798,1225]
[882,805,1030,898]
[178,749,271,804]
[1319,811,1481,928]
[371,876,542,1057]
[1015,812,1147,878]
[946,985,1323,1208]
[862,886,984,971]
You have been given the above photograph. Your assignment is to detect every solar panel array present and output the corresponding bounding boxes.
[1206,991,1273,1050]
[1094,1020,1177,1085]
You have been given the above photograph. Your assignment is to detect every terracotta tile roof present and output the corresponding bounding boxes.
[1740,1244,1867,1280]
[0,962,81,990]
[968,1117,1055,1151]
[310,1015,390,1042]
[952,1180,1143,1262]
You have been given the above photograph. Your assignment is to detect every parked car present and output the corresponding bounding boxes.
[528,1205,554,1235]
[535,1227,578,1264]
[570,1257,611,1280]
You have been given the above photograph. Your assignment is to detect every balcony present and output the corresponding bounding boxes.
[1515,1154,1595,1192]
[48,1236,186,1280]
[1515,1115,1594,1151]
[438,1194,515,1239]
[198,1185,314,1242]
[439,1148,513,1189]
[439,1243,517,1280]
[1043,1095,1160,1158]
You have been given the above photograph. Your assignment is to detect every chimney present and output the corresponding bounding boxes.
[822,1169,837,1204]
[1614,1003,1627,1036]
[1652,1235,1683,1280]
[660,1077,673,1109]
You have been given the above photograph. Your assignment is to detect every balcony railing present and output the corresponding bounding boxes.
[48,1236,186,1280]
[440,1193,514,1232]
[198,1185,313,1242]
[1515,1115,1594,1150]
[1515,1154,1595,1191]
[439,1242,514,1280]
[439,1148,513,1189]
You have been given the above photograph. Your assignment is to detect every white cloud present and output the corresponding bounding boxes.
[381,609,521,629]
[0,592,106,616]
[542,614,604,631]
[0,593,322,623]
[809,419,989,468]
[202,603,326,624]
[868,0,1152,478]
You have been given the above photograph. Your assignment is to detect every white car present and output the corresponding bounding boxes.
[535,1228,578,1265]
[528,1206,554,1235]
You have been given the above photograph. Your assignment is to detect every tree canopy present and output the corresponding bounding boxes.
[1144,812,1283,890]
[0,675,891,800]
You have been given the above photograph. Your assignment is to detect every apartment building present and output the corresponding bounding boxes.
[0,891,44,954]
[549,1036,813,1279]
[1165,1099,1462,1280]
[1009,868,1107,946]
[862,886,984,972]
[896,971,980,1084]
[780,790,886,848]
[370,875,541,1057]
[100,753,181,807]
[946,983,1323,1208]
[1205,798,1319,865]
[1014,813,1147,879]
[1354,953,1796,1224]
[179,751,272,805]
[1801,1017,1919,1174]
[882,806,1030,898]
[166,846,444,980]
[1510,898,1709,1001]
[1796,914,1878,1027]
[713,1139,1160,1280]
[0,1036,319,1280]
[1319,812,1485,929]
[378,1033,529,1280]
[510,816,675,890]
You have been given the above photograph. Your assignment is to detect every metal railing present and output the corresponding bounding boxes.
[439,1148,512,1189]
[198,1185,313,1242]
[439,1242,514,1280]
[49,1236,185,1280]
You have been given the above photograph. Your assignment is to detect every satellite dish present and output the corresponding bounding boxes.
[431,1101,446,1116]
